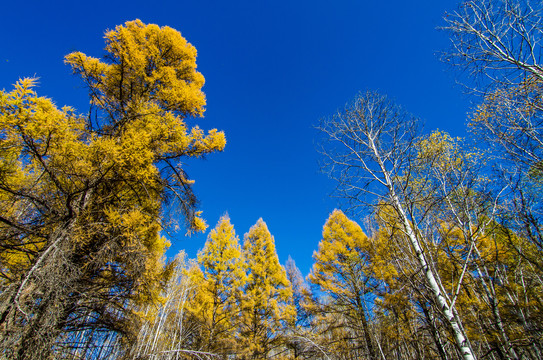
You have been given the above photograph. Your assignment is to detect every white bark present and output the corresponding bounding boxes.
[319,91,477,360]
[368,138,476,360]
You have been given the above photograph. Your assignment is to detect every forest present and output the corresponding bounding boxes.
[0,0,542,359]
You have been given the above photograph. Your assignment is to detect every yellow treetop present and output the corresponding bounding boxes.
[309,209,372,298]
[64,19,225,232]
[198,214,246,290]
[240,218,295,358]
[192,215,246,354]
[65,19,206,118]
[309,209,379,360]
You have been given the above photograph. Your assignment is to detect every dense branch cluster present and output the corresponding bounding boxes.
[0,20,224,359]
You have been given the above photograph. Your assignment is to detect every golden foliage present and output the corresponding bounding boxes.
[239,218,295,358]
[0,20,225,358]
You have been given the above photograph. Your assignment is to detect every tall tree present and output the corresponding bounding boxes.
[308,209,379,360]
[0,20,225,359]
[444,0,543,312]
[370,222,445,360]
[193,215,246,356]
[318,91,476,360]
[239,219,295,359]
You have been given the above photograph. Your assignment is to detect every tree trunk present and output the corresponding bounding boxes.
[370,137,477,360]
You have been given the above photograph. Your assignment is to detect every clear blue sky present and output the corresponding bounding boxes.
[1,0,471,275]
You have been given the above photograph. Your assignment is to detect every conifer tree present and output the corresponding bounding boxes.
[308,209,379,360]
[0,20,224,359]
[193,215,246,356]
[239,219,295,359]
[285,256,312,329]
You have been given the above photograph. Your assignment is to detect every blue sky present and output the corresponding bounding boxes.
[1,0,472,275]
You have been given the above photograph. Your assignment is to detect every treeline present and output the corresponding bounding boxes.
[50,200,543,359]
[129,200,543,360]
[130,216,295,360]
[1,0,543,359]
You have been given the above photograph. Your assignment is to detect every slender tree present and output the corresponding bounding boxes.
[193,215,246,356]
[284,256,314,359]
[128,252,213,360]
[239,219,295,359]
[318,91,476,360]
[308,209,379,360]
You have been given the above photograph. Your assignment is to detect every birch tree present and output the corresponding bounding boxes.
[318,91,476,360]
[443,0,543,89]
[443,0,543,181]
[128,252,206,360]
[444,0,543,280]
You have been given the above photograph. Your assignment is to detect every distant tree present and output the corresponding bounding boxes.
[285,256,312,329]
[283,256,314,358]
[0,20,224,359]
[239,219,295,359]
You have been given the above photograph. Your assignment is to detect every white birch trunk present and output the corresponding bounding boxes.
[369,138,477,360]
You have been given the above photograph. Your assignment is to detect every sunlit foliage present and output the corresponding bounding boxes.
[0,20,224,359]
[239,219,296,359]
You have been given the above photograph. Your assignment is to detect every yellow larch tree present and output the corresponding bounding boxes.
[239,218,295,359]
[308,209,379,360]
[0,20,224,359]
[191,214,246,356]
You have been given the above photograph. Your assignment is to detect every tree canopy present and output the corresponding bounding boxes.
[0,20,224,359]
